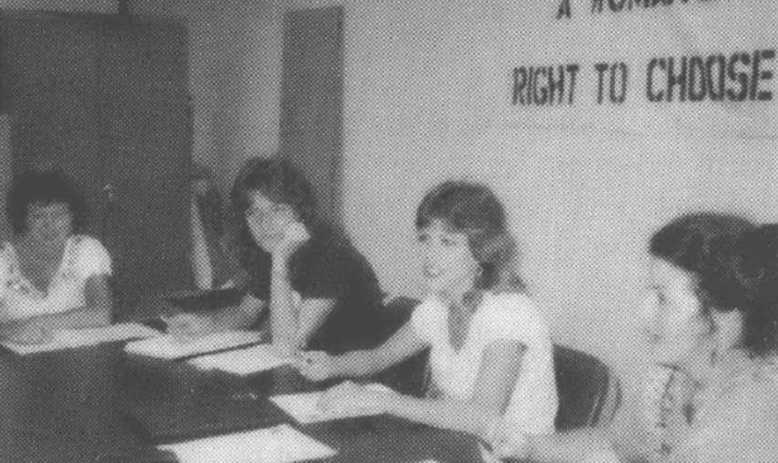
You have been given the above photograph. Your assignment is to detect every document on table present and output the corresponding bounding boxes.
[158,424,336,463]
[270,383,393,424]
[1,323,161,355]
[188,343,294,375]
[124,330,263,359]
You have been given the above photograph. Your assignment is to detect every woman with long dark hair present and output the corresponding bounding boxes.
[167,159,384,355]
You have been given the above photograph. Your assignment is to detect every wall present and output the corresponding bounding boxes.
[133,0,281,189]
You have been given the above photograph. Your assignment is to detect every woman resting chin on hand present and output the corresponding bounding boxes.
[166,159,385,357]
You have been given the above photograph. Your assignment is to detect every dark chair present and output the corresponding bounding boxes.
[373,296,430,397]
[553,344,622,431]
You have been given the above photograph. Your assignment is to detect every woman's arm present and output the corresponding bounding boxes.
[30,274,112,329]
[268,258,297,354]
[0,275,112,342]
[299,319,427,380]
[378,340,526,436]
[165,294,266,338]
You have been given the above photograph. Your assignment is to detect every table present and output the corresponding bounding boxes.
[0,298,484,463]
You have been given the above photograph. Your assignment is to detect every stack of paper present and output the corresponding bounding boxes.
[158,424,336,463]
[124,331,263,359]
[189,344,293,375]
[1,323,161,355]
[270,383,393,424]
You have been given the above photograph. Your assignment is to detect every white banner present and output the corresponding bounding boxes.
[496,0,777,138]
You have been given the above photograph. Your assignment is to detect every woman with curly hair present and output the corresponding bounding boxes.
[0,170,112,344]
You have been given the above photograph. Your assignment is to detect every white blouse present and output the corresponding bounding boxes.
[411,292,558,434]
[0,235,112,322]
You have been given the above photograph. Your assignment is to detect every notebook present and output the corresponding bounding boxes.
[124,331,263,360]
[158,424,336,463]
[1,323,161,355]
[270,383,394,424]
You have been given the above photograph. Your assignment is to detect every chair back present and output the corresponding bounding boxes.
[554,344,621,431]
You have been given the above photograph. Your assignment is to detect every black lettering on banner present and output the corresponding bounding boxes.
[727,52,749,101]
[593,0,697,15]
[609,0,627,13]
[706,54,726,101]
[667,57,687,102]
[534,67,548,105]
[610,62,629,103]
[566,64,580,104]
[751,49,775,101]
[646,58,665,101]
[511,64,580,106]
[556,0,572,19]
[594,63,609,104]
[687,56,706,101]
[549,65,566,104]
[645,50,774,103]
[513,67,528,105]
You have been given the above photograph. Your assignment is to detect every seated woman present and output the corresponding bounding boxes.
[297,181,558,438]
[166,159,384,355]
[0,170,112,344]
[487,213,778,463]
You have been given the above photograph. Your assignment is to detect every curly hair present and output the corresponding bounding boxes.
[415,180,525,293]
[6,169,88,236]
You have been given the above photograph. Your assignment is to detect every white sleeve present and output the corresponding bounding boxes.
[410,298,439,343]
[74,237,112,279]
[481,295,549,346]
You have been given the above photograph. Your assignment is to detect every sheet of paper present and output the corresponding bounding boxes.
[270,383,393,424]
[1,322,161,355]
[158,424,336,463]
[189,343,293,375]
[124,331,263,360]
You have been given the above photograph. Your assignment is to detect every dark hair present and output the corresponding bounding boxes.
[231,158,317,229]
[649,213,755,314]
[6,169,87,236]
[730,224,778,357]
[229,158,322,272]
[415,180,525,293]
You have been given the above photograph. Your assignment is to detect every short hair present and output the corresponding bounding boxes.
[231,158,317,229]
[416,180,525,293]
[6,169,88,236]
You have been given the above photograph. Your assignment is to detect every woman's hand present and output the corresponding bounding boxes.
[317,381,390,416]
[1,320,53,345]
[271,222,310,259]
[296,350,334,381]
[483,417,531,460]
[164,313,218,341]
